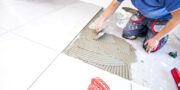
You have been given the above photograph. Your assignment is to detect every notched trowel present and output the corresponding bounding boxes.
[95,29,106,40]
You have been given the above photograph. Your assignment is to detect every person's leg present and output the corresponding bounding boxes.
[143,19,169,52]
[122,11,147,40]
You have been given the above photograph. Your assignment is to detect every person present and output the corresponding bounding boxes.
[95,0,180,53]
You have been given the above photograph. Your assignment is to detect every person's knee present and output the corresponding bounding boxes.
[122,29,137,40]
[122,30,131,38]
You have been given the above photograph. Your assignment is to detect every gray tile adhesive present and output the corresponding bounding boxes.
[64,10,136,80]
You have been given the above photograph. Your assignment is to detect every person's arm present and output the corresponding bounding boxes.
[144,9,180,53]
[95,0,122,33]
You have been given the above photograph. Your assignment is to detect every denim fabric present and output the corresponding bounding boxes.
[122,12,169,52]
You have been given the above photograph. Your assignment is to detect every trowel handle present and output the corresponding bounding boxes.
[97,29,104,33]
[171,68,180,90]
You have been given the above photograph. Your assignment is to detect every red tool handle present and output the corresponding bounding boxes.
[171,68,180,90]
[88,77,110,90]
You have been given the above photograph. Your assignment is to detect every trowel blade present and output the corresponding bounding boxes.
[96,30,105,40]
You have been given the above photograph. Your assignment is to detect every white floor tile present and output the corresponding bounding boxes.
[131,82,150,90]
[0,0,12,8]
[13,2,101,52]
[0,33,59,90]
[0,0,78,30]
[0,29,7,36]
[0,0,79,7]
[0,0,28,7]
[29,54,131,90]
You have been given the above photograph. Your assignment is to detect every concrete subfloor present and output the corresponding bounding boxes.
[89,9,180,90]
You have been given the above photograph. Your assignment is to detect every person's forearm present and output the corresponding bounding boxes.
[99,0,122,23]
[153,17,180,41]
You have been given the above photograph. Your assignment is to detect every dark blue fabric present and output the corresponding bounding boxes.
[165,0,180,12]
[117,0,180,19]
[122,11,169,52]
[117,0,124,2]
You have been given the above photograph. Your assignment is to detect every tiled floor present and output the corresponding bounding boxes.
[0,0,107,90]
[1,0,179,90]
[0,0,79,30]
[29,53,150,90]
[29,54,132,90]
[0,33,59,90]
[0,0,149,90]
[0,29,7,35]
[13,2,101,52]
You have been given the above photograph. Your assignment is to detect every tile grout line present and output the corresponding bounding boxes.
[0,27,9,31]
[0,2,74,31]
[0,4,79,53]
[27,51,62,90]
[26,8,103,90]
[0,2,102,53]
[10,8,65,31]
[172,33,180,42]
[0,30,8,37]
[61,8,103,53]
[11,32,60,52]
[0,27,9,36]
[0,5,102,89]
[0,2,86,52]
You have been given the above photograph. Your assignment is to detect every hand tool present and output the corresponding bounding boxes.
[96,29,106,40]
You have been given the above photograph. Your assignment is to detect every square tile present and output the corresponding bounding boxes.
[0,0,28,7]
[29,54,131,90]
[0,0,75,30]
[13,2,101,52]
[0,33,59,90]
[0,29,7,36]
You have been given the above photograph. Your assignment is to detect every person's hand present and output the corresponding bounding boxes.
[95,22,103,33]
[144,38,159,53]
